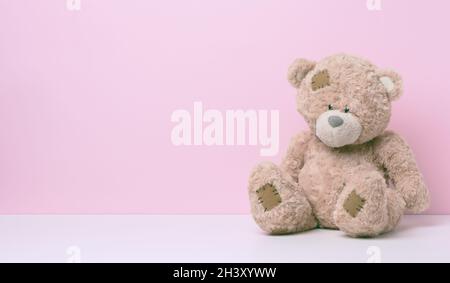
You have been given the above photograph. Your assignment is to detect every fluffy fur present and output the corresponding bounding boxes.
[248,54,429,237]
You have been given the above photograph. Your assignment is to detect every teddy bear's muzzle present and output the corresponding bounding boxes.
[315,110,362,148]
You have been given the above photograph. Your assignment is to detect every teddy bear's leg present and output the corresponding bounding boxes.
[249,162,317,234]
[333,170,405,237]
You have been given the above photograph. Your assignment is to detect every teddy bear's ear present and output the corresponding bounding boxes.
[287,58,316,88]
[378,69,403,101]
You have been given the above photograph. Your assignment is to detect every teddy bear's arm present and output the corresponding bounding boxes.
[280,131,314,183]
[373,131,429,213]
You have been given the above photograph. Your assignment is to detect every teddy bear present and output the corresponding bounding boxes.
[248,53,429,237]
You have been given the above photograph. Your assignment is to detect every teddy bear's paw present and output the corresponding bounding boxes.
[251,186,317,235]
[256,183,282,212]
[334,174,391,237]
[248,164,317,234]
[248,162,285,214]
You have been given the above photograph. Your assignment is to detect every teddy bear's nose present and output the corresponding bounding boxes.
[328,116,344,128]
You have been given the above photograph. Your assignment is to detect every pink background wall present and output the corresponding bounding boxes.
[0,0,449,214]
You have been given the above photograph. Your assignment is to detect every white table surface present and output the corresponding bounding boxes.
[0,215,448,263]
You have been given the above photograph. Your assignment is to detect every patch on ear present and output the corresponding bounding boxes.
[378,70,403,101]
[287,58,316,88]
[311,69,330,91]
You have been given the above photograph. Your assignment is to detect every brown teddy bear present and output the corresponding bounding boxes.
[248,54,429,237]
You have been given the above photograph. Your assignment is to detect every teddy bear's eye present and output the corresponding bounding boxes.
[344,106,350,113]
[328,104,333,110]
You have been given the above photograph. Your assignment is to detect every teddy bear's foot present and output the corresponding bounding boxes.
[249,162,317,234]
[333,171,405,237]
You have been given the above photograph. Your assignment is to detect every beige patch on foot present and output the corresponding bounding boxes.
[256,184,282,212]
[343,190,366,217]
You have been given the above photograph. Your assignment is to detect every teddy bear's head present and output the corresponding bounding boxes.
[288,53,402,148]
